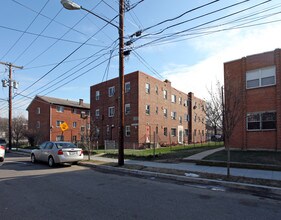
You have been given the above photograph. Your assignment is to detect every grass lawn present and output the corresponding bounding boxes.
[92,142,223,161]
[204,150,281,166]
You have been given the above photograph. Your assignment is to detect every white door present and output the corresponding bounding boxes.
[178,126,183,144]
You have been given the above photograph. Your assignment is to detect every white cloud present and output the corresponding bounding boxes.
[163,22,281,100]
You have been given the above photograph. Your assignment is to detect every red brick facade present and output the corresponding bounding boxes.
[224,49,281,151]
[90,71,206,149]
[27,96,90,143]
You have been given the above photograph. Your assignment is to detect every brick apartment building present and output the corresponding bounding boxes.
[224,49,281,151]
[90,71,206,149]
[27,95,90,143]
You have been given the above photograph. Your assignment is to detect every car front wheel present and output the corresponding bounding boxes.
[31,154,36,163]
[48,156,55,167]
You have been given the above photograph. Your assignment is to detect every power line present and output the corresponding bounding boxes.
[1,0,50,61]
[14,16,119,104]
[0,25,106,48]
[11,0,86,37]
[132,50,164,80]
[135,0,272,49]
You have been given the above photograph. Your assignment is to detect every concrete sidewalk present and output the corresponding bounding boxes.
[13,148,281,182]
[89,154,281,181]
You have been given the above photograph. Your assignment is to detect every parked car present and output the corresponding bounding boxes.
[211,135,223,142]
[0,138,6,147]
[31,141,83,167]
[0,145,5,162]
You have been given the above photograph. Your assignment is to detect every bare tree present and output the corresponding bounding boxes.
[223,82,244,178]
[24,129,43,147]
[206,81,244,178]
[205,81,223,137]
[12,115,28,147]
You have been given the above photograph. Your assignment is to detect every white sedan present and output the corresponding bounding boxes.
[31,141,83,167]
[0,144,5,163]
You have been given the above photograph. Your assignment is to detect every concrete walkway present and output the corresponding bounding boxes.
[88,149,281,181]
[183,147,224,161]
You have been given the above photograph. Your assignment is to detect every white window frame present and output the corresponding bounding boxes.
[171,111,176,120]
[56,120,64,127]
[125,82,131,93]
[163,108,167,118]
[108,106,115,117]
[56,106,64,113]
[96,90,100,100]
[108,86,115,97]
[125,126,131,137]
[171,94,176,103]
[247,111,276,131]
[171,128,177,137]
[125,104,130,115]
[163,90,167,99]
[145,83,150,94]
[246,66,276,89]
[145,105,150,115]
[73,122,77,128]
[36,107,40,114]
[95,109,100,117]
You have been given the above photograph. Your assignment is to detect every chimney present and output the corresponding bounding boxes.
[79,99,83,105]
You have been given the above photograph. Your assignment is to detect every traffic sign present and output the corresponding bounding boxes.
[60,122,69,132]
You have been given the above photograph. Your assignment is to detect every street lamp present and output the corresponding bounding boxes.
[60,0,125,166]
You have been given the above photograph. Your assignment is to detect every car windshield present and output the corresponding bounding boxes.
[55,142,77,149]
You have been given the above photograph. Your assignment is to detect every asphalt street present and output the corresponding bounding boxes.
[1,153,281,220]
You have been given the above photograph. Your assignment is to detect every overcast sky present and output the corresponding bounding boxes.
[1,0,281,118]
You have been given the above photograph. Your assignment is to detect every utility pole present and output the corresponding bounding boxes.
[0,61,23,151]
[118,0,125,166]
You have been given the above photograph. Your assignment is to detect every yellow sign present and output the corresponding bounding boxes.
[60,122,69,132]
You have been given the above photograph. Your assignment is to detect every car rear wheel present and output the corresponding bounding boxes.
[31,154,36,163]
[48,156,55,167]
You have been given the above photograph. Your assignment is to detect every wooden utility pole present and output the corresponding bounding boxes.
[0,61,23,150]
[118,0,125,166]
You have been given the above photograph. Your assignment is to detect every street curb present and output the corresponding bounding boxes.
[80,161,281,195]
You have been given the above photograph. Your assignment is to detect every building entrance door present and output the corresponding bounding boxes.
[178,126,183,144]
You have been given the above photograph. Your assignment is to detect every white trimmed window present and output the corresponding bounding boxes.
[95,109,100,117]
[171,128,177,137]
[36,107,40,114]
[179,97,182,105]
[56,120,64,127]
[246,66,276,89]
[125,104,130,115]
[163,108,167,118]
[96,91,100,100]
[163,90,167,99]
[125,82,131,93]
[145,105,150,115]
[247,111,276,130]
[36,121,40,128]
[56,106,64,113]
[145,83,150,94]
[171,94,176,103]
[125,126,131,137]
[73,122,77,128]
[108,107,115,117]
[171,111,176,120]
[108,86,115,97]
